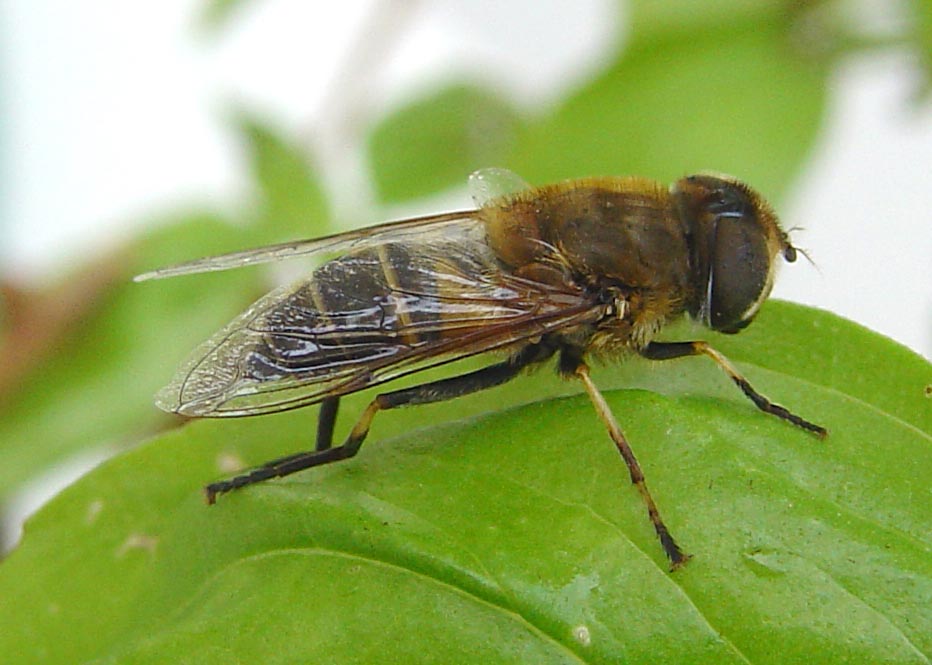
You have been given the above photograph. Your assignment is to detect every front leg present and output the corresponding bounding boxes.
[639,341,827,438]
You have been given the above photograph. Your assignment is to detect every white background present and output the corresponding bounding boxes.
[2,0,930,360]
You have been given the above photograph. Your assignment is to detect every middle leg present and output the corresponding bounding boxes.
[570,357,691,569]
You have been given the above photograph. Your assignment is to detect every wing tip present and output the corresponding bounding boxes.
[155,386,202,417]
[155,378,236,417]
[154,390,182,415]
[133,271,158,283]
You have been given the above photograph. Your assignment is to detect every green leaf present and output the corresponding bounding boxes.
[1,302,929,663]
[369,85,523,203]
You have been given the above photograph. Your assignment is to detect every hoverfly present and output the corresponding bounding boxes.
[136,168,826,569]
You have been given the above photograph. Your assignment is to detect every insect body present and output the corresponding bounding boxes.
[136,168,825,569]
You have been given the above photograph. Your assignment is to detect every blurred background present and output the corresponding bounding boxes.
[1,0,930,550]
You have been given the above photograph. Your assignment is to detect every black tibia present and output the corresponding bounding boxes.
[205,342,557,504]
[639,341,827,438]
[204,442,357,505]
[637,341,696,361]
[378,341,553,409]
[315,397,340,451]
[572,360,690,570]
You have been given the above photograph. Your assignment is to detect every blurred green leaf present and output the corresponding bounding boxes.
[1,303,928,663]
[0,115,332,502]
[369,85,524,202]
[910,0,932,95]
[0,213,265,502]
[513,19,828,200]
[625,0,790,40]
[236,114,330,240]
[198,0,252,32]
[367,8,828,206]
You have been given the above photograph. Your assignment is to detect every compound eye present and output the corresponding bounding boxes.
[708,216,772,333]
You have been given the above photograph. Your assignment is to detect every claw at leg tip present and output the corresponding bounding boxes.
[669,552,693,572]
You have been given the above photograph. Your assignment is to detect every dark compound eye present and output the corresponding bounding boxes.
[783,245,797,263]
[708,215,772,333]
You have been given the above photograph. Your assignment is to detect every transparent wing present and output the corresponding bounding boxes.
[468,168,531,207]
[134,210,476,281]
[157,220,596,417]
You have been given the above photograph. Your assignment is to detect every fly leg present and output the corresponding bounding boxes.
[639,341,826,437]
[315,397,340,451]
[569,358,691,570]
[205,343,555,504]
[205,397,340,501]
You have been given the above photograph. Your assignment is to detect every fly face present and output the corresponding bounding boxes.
[671,174,797,333]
